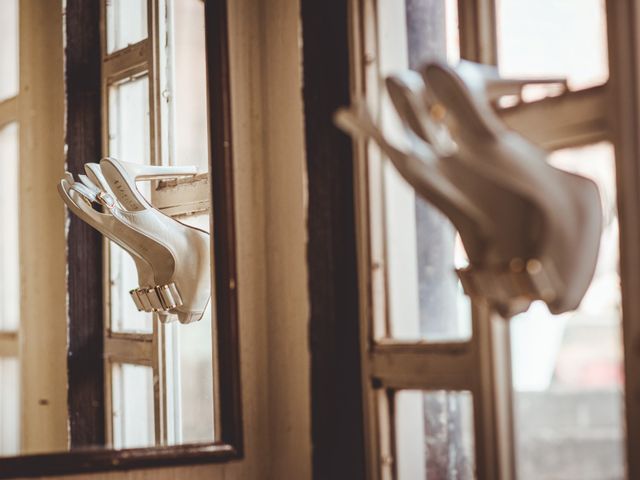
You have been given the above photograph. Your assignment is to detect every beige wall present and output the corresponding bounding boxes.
[21,0,311,478]
[18,0,68,454]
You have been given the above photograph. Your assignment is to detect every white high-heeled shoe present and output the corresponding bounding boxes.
[58,159,210,324]
[335,100,494,263]
[336,98,536,316]
[421,60,601,315]
[386,71,548,265]
[83,161,201,323]
[336,62,600,317]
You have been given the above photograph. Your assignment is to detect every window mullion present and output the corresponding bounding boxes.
[499,85,610,151]
[104,334,154,363]
[0,332,18,358]
[0,97,18,129]
[456,1,517,479]
[103,40,150,80]
[471,308,515,480]
[370,344,475,390]
[146,0,167,446]
[154,173,210,216]
[457,0,497,64]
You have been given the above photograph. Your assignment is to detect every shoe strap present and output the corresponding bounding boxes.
[130,283,183,312]
[69,180,117,210]
[457,257,562,306]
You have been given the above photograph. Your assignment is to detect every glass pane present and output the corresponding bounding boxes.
[0,357,19,456]
[0,0,18,101]
[0,123,19,332]
[394,390,475,479]
[106,0,148,54]
[405,0,460,66]
[111,363,155,449]
[385,0,471,341]
[177,305,214,443]
[108,75,150,166]
[174,214,214,444]
[497,0,608,90]
[109,243,153,333]
[169,0,209,172]
[511,143,625,479]
[108,75,152,333]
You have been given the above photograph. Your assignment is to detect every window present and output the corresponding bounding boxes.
[0,0,20,457]
[351,0,630,478]
[100,0,215,447]
[0,0,242,475]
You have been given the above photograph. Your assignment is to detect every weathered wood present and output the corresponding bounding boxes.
[0,443,237,479]
[605,1,640,478]
[204,0,244,456]
[65,0,106,449]
[300,1,366,478]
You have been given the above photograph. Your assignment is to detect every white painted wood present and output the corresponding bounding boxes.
[154,174,210,216]
[499,85,609,151]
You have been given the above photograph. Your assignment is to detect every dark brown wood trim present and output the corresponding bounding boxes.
[606,2,640,478]
[204,0,244,454]
[0,443,237,479]
[65,0,106,448]
[300,1,366,479]
[0,0,242,476]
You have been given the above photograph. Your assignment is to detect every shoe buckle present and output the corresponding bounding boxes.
[129,283,184,313]
[155,284,180,310]
[456,257,560,306]
[96,191,116,209]
[525,258,558,303]
[129,289,145,311]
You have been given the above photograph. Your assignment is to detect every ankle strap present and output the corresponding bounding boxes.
[457,257,562,307]
[130,283,183,312]
[69,179,117,210]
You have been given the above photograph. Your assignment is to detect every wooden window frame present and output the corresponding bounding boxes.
[0,0,19,415]
[0,101,19,364]
[342,0,638,479]
[0,0,243,477]
[99,0,213,449]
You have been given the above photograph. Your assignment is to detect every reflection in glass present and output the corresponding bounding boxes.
[106,0,148,54]
[109,243,153,333]
[0,0,18,102]
[174,214,214,444]
[108,75,150,166]
[0,123,19,332]
[111,363,155,449]
[387,0,470,341]
[395,390,475,479]
[168,0,209,172]
[0,357,19,456]
[511,144,625,479]
[497,0,608,90]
